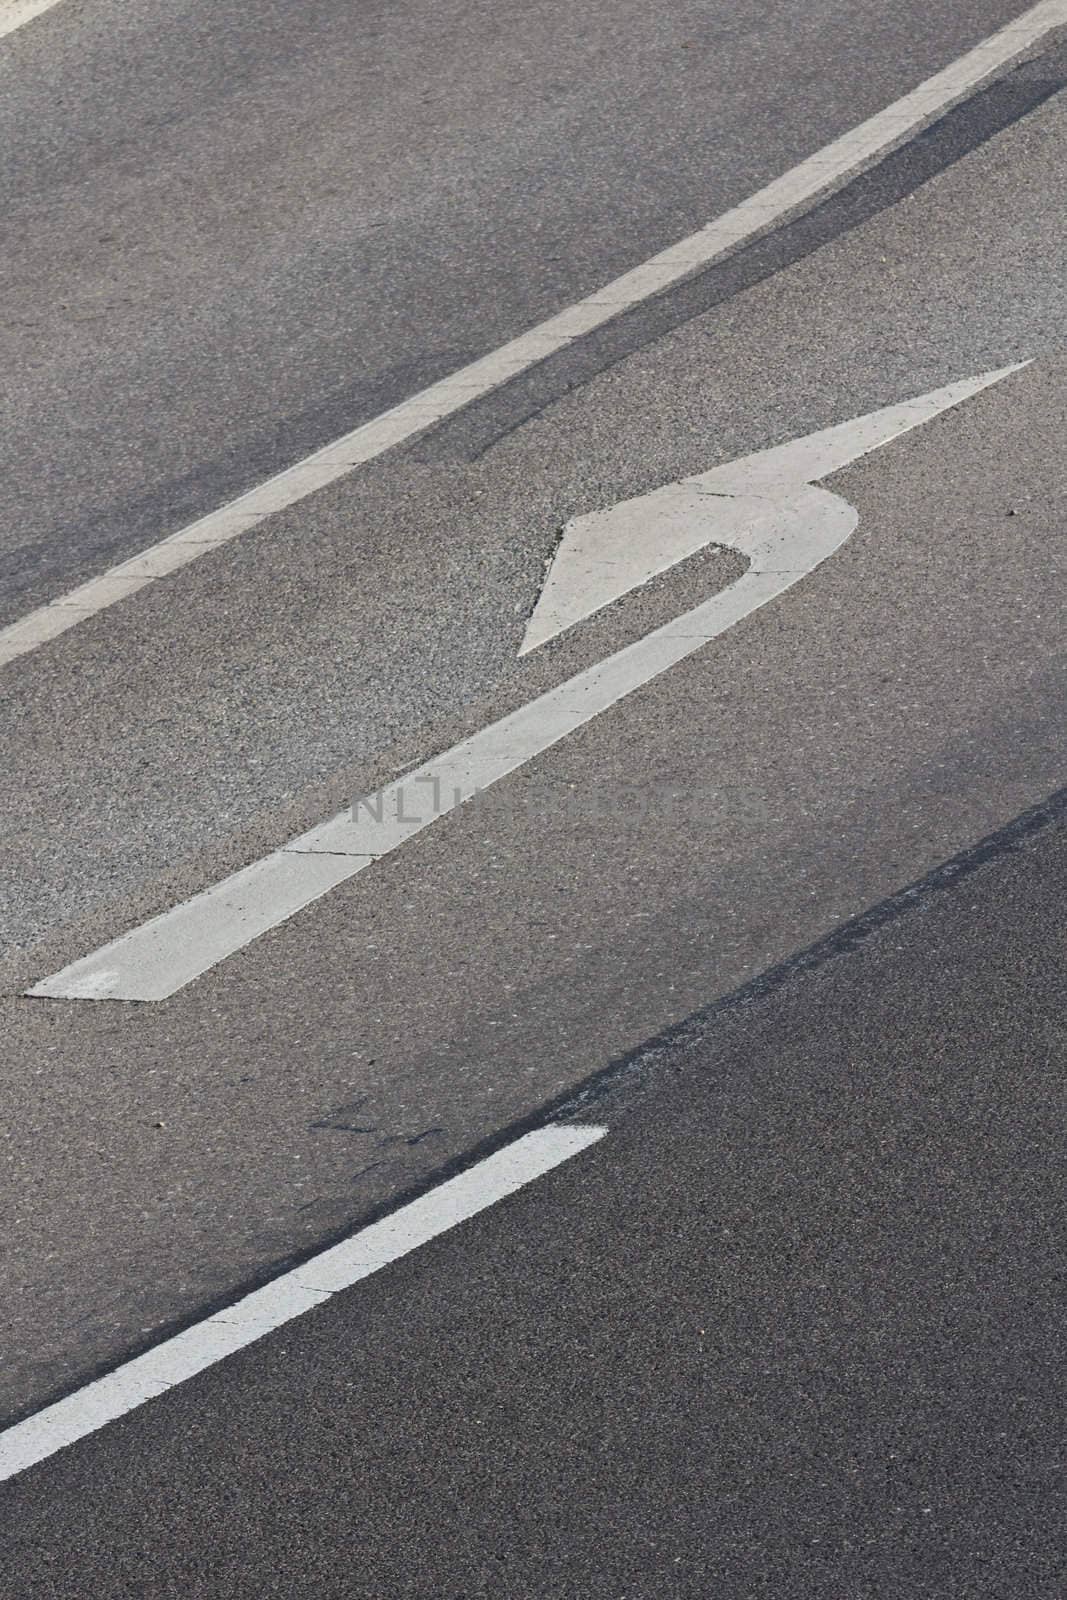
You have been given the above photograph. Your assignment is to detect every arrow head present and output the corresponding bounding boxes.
[520,362,1027,654]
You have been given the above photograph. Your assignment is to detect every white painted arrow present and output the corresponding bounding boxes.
[520,364,1028,654]
[29,363,1027,1002]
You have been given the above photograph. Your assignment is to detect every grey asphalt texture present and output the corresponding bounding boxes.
[4,66,1067,957]
[0,0,1031,622]
[2,341,1065,1423]
[2,39,1067,1425]
[2,1,1067,1580]
[3,787,1065,1597]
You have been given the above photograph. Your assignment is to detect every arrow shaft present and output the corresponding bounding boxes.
[30,529,848,1002]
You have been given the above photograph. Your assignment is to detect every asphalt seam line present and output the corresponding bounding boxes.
[2,0,1064,668]
[0,1122,606,1485]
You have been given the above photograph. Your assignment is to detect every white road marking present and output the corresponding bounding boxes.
[0,0,67,43]
[520,360,1026,652]
[26,367,1023,1003]
[2,1,1064,669]
[0,1121,606,1484]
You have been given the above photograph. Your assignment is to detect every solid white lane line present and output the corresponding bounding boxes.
[26,368,1022,1003]
[2,2,1063,670]
[0,1122,606,1484]
[0,0,68,42]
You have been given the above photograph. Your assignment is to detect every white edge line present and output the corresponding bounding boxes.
[2,0,1064,668]
[0,1121,607,1484]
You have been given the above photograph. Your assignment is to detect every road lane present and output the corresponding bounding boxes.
[1,1,1065,1466]
[34,371,1023,1002]
[2,345,1064,1425]
[2,782,1065,1594]
[2,64,1066,961]
[4,5,1062,670]
[0,0,1036,621]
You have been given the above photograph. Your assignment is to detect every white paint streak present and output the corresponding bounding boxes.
[2,0,1063,668]
[0,1122,606,1484]
[0,0,68,43]
[38,851,369,1003]
[26,368,1023,1003]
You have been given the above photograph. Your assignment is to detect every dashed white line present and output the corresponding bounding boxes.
[2,0,1064,668]
[0,1121,607,1484]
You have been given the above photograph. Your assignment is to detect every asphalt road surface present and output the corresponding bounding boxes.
[4,784,1067,1595]
[0,0,1033,622]
[1,0,1065,1590]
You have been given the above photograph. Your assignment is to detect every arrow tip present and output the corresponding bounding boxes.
[699,361,1030,492]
